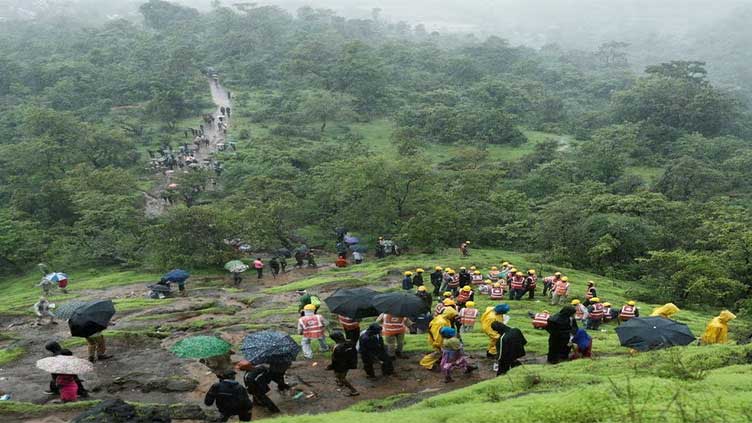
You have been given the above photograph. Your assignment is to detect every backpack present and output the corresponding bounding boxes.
[310,296,321,307]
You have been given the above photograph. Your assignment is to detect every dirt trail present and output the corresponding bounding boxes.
[143,78,232,218]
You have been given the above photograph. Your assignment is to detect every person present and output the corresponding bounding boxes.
[253,257,264,279]
[509,271,526,301]
[34,297,56,325]
[571,328,592,359]
[650,303,680,319]
[270,257,281,277]
[415,286,432,311]
[619,300,639,321]
[294,250,305,268]
[402,271,413,290]
[359,323,393,378]
[327,332,359,396]
[352,250,364,264]
[376,313,411,358]
[481,304,511,358]
[434,296,450,316]
[38,277,55,297]
[232,271,243,286]
[459,241,470,256]
[412,268,425,287]
[419,307,458,370]
[338,314,361,342]
[56,374,79,403]
[488,266,500,282]
[572,299,588,321]
[430,266,443,298]
[279,256,288,273]
[375,237,385,259]
[458,301,478,333]
[701,310,736,345]
[86,332,111,363]
[471,270,484,285]
[531,310,550,329]
[335,256,348,268]
[551,276,570,305]
[546,306,578,364]
[297,290,321,315]
[602,302,616,322]
[204,370,253,422]
[542,272,562,297]
[586,297,604,330]
[267,359,292,392]
[306,251,317,268]
[455,285,474,307]
[439,327,473,383]
[492,320,527,375]
[298,304,328,359]
[458,267,472,288]
[584,281,597,306]
[238,360,280,414]
[489,282,505,300]
[44,342,88,397]
[524,269,537,300]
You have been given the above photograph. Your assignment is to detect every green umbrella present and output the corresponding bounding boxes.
[224,260,249,273]
[170,336,232,359]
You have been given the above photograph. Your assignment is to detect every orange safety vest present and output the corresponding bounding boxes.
[489,270,500,281]
[448,274,460,288]
[510,276,524,290]
[544,276,556,285]
[532,312,549,328]
[471,274,484,284]
[603,307,613,321]
[381,314,407,336]
[620,305,636,320]
[434,303,446,316]
[585,288,595,300]
[456,290,472,303]
[526,276,537,289]
[490,287,505,300]
[300,315,325,338]
[554,282,569,295]
[459,308,478,325]
[589,303,604,320]
[338,315,360,331]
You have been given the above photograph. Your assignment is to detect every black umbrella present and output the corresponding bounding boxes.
[615,317,696,351]
[148,284,171,292]
[371,292,429,318]
[240,331,300,364]
[324,288,380,319]
[69,300,116,338]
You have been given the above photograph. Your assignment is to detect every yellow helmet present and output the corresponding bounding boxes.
[590,297,600,303]
[462,286,472,292]
[460,266,466,271]
[603,302,611,307]
[561,276,569,282]
[528,269,536,275]
[501,262,509,266]
[493,282,501,288]
[473,270,481,275]
[470,266,477,271]
[510,268,518,273]
[465,241,470,244]
[417,286,427,292]
[443,292,453,297]
[466,301,475,307]
[542,310,550,314]
[404,271,413,276]
[627,300,636,306]
[554,272,562,277]
[443,299,456,306]
[303,304,316,311]
[571,299,581,305]
[491,266,498,270]
[448,269,456,275]
[416,268,424,273]
[435,266,443,271]
[515,271,523,276]
[484,279,492,284]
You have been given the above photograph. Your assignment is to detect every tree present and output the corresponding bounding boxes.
[656,156,729,201]
[595,41,630,68]
[297,89,355,132]
[645,61,708,83]
[139,0,199,31]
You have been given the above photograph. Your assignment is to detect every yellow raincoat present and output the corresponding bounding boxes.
[701,310,736,345]
[419,308,457,369]
[481,306,504,355]
[650,303,680,319]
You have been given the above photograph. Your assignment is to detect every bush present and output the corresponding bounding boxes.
[684,276,747,307]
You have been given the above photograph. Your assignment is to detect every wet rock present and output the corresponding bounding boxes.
[106,373,197,393]
[167,403,206,420]
[71,398,170,423]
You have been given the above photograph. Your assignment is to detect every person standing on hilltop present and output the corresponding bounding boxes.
[459,241,470,256]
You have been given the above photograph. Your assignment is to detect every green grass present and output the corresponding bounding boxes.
[0,347,25,365]
[0,400,98,417]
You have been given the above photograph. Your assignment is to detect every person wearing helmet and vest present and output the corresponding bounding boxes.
[471,270,484,285]
[415,285,432,310]
[701,310,736,345]
[531,310,550,329]
[489,282,505,300]
[430,266,443,297]
[488,266,500,282]
[584,281,597,306]
[420,307,458,370]
[586,297,604,330]
[338,314,361,342]
[602,302,616,322]
[509,271,526,301]
[376,313,412,358]
[571,299,588,321]
[434,294,450,316]
[543,272,562,297]
[448,269,461,295]
[402,271,413,291]
[619,300,639,322]
[298,304,329,359]
[458,301,479,332]
[456,285,474,307]
[524,269,537,300]
[481,303,511,357]
[412,268,425,287]
[551,276,570,305]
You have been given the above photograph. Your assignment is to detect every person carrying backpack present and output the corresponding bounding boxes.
[204,371,253,422]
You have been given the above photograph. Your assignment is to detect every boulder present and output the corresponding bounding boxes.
[71,399,170,423]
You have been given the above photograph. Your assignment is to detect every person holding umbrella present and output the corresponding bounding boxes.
[240,331,300,393]
[298,304,329,359]
[204,370,253,422]
[43,341,88,398]
[68,300,116,363]
[36,355,93,403]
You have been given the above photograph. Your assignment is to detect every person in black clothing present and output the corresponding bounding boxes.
[415,286,432,311]
[44,341,88,397]
[279,256,288,273]
[327,332,359,396]
[294,250,305,269]
[430,268,443,298]
[491,321,527,375]
[359,323,393,378]
[412,270,424,287]
[204,371,252,422]
[458,269,472,287]
[267,359,292,392]
[241,363,281,414]
[270,257,280,278]
[584,282,597,306]
[545,306,578,364]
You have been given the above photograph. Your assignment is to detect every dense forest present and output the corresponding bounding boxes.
[2,0,752,313]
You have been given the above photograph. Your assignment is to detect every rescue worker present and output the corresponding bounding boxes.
[509,271,526,300]
[415,286,432,311]
[447,269,460,296]
[376,313,412,358]
[586,297,604,330]
[488,266,500,282]
[602,302,616,322]
[650,303,680,319]
[481,303,511,358]
[524,269,537,300]
[204,370,253,422]
[430,266,443,298]
[359,323,393,378]
[298,304,328,359]
[489,282,505,300]
[471,270,484,285]
[402,271,413,291]
[458,301,478,333]
[338,314,361,342]
[572,299,588,321]
[701,310,736,345]
[327,331,359,396]
[546,306,578,364]
[492,320,527,375]
[455,285,474,307]
[420,308,458,370]
[458,267,472,288]
[413,268,425,287]
[584,281,597,305]
[297,290,321,315]
[531,310,550,329]
[551,276,570,305]
[543,272,562,297]
[619,300,639,321]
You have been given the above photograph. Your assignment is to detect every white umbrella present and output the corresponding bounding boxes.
[36,356,94,374]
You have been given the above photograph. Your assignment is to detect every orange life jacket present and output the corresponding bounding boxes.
[382,314,407,336]
[554,281,569,295]
[458,308,478,325]
[620,305,636,320]
[490,287,505,300]
[300,315,325,338]
[471,274,484,284]
[585,287,595,300]
[510,276,525,290]
[456,290,472,303]
[532,312,550,328]
[603,307,613,321]
[448,274,460,288]
[526,275,537,289]
[589,303,604,320]
[338,315,360,331]
[434,303,446,316]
